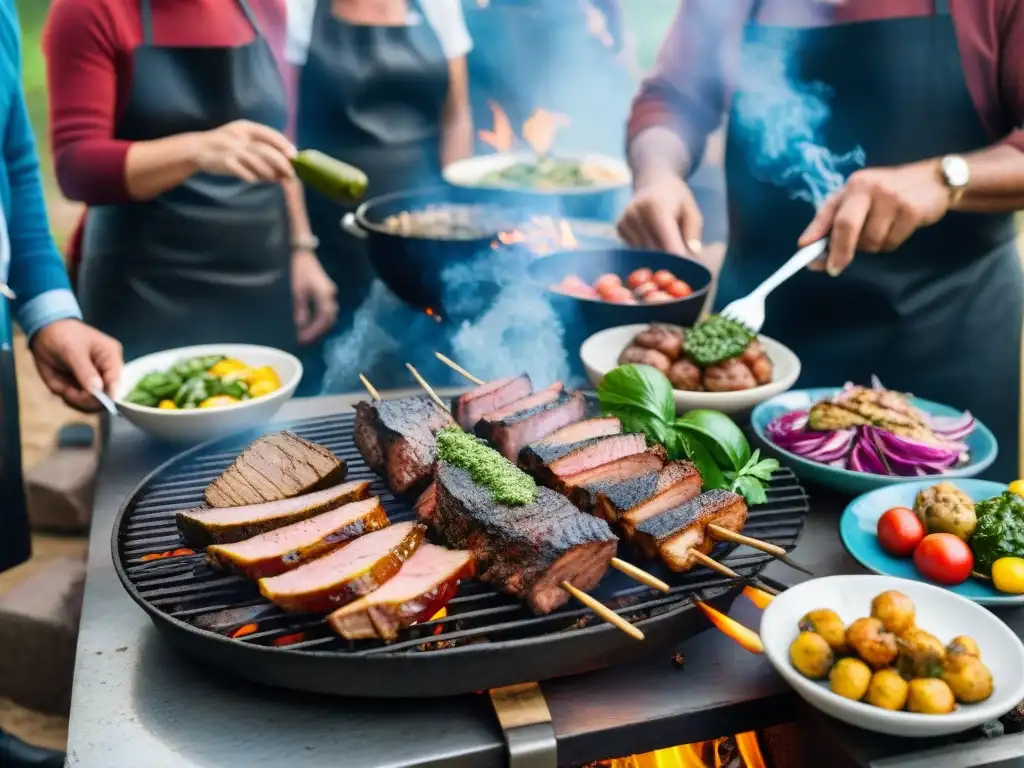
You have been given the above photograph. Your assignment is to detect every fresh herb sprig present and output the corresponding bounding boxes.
[597,365,778,504]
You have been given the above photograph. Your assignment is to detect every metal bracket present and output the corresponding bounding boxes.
[489,682,558,768]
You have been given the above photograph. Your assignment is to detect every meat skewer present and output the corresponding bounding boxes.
[433,353,812,578]
[401,365,670,596]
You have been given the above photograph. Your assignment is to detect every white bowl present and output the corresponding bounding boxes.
[114,344,302,444]
[760,574,1024,738]
[580,323,801,416]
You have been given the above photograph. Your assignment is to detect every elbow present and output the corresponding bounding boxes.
[53,142,132,205]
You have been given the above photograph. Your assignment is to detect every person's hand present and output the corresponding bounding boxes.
[292,250,338,345]
[29,319,123,412]
[798,161,952,276]
[617,169,704,256]
[193,120,296,184]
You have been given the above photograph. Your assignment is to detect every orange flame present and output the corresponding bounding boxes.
[742,585,775,610]
[140,548,195,562]
[522,108,571,156]
[696,602,764,654]
[230,623,258,639]
[735,732,768,768]
[479,101,514,152]
[424,307,443,323]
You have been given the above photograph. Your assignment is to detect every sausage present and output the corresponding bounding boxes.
[668,358,703,391]
[748,353,773,385]
[703,359,758,392]
[618,346,671,373]
[633,325,683,359]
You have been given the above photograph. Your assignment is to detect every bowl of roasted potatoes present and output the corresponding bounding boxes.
[760,574,1024,737]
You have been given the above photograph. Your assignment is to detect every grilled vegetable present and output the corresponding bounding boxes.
[291,149,368,203]
[971,491,1024,574]
[897,627,946,679]
[846,617,898,669]
[683,314,754,367]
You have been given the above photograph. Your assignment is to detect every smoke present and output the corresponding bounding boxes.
[731,36,865,208]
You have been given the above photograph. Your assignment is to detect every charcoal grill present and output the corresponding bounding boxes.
[113,405,811,698]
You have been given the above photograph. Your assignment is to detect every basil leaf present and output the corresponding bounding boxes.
[732,474,768,506]
[675,409,751,471]
[674,429,728,490]
[746,458,780,483]
[598,364,675,425]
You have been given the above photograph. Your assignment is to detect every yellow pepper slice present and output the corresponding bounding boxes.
[208,359,248,377]
[158,399,177,410]
[246,365,281,387]
[992,557,1024,594]
[1009,480,1024,498]
[198,395,239,409]
[248,379,279,398]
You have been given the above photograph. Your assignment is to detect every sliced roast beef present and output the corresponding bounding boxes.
[483,391,587,462]
[520,433,647,480]
[609,461,703,536]
[632,490,748,572]
[415,481,438,523]
[532,417,622,446]
[204,431,346,508]
[452,374,532,431]
[178,480,371,549]
[258,522,426,612]
[206,497,389,578]
[561,447,667,507]
[327,544,475,641]
[433,462,617,614]
[353,396,454,496]
[474,382,565,438]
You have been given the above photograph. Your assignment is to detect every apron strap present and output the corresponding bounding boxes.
[139,0,153,45]
[934,0,950,15]
[749,0,764,23]
[236,0,265,38]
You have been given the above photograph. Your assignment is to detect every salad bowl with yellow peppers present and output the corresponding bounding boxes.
[114,344,302,443]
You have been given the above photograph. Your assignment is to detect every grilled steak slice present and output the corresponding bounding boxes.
[483,391,587,462]
[613,462,703,536]
[205,432,346,508]
[632,490,749,572]
[206,497,389,578]
[354,396,454,496]
[434,463,617,614]
[474,382,565,438]
[259,522,426,612]
[452,374,532,431]
[177,480,371,549]
[327,544,475,641]
[415,481,438,523]
[582,461,700,525]
[520,433,647,480]
[532,417,622,446]
[561,447,667,505]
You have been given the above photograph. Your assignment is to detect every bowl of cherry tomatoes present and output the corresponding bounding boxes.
[527,247,712,350]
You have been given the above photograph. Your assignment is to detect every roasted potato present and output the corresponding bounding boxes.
[946,635,981,660]
[634,325,683,359]
[789,631,834,679]
[829,658,872,701]
[846,617,898,669]
[913,481,977,540]
[897,627,946,679]
[618,346,671,374]
[941,654,994,704]
[870,590,915,635]
[799,609,848,655]
[866,668,909,711]
[907,678,956,714]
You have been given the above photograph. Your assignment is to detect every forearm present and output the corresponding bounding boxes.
[628,126,693,188]
[283,176,314,244]
[123,133,203,201]
[952,144,1024,213]
[440,57,472,168]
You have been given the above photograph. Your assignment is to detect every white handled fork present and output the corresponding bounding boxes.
[719,238,828,332]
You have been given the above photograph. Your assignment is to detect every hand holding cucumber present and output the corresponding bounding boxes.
[291,149,368,204]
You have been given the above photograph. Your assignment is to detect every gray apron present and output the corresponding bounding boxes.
[295,0,450,394]
[716,0,1023,481]
[78,0,296,364]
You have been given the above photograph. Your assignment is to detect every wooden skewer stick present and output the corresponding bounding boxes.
[359,373,381,401]
[405,363,448,411]
[707,524,814,577]
[435,352,484,385]
[688,551,779,596]
[561,582,644,641]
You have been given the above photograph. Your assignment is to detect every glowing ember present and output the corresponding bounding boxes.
[696,602,764,655]
[589,732,768,768]
[140,548,195,562]
[424,307,443,323]
[477,102,571,156]
[229,623,258,639]
[741,585,774,611]
[273,632,307,647]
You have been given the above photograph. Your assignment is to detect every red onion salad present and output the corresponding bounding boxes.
[766,381,975,476]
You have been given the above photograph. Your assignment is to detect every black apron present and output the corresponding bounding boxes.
[717,0,1023,482]
[296,0,450,394]
[78,0,296,364]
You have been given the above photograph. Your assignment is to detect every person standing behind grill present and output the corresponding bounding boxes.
[286,0,474,391]
[42,0,338,383]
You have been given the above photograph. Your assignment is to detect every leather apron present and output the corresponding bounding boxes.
[77,0,296,364]
[716,0,1023,481]
[296,0,450,394]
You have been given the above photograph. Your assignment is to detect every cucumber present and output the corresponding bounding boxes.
[291,150,368,203]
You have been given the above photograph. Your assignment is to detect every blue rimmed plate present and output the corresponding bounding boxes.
[750,388,999,496]
[839,479,1022,605]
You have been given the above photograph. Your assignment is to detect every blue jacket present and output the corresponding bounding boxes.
[0,0,80,338]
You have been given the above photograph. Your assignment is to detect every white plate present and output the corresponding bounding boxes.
[579,323,801,416]
[761,574,1024,738]
[114,344,302,444]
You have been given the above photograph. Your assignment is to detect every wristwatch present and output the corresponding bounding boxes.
[939,155,970,205]
[292,235,320,253]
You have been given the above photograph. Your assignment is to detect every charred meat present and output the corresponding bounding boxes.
[204,431,346,508]
[415,481,437,523]
[807,386,937,442]
[452,374,532,431]
[327,544,475,641]
[520,433,647,481]
[561,446,667,505]
[433,463,617,614]
[474,382,565,436]
[354,396,454,495]
[177,480,371,549]
[532,417,622,446]
[259,521,426,612]
[596,461,703,533]
[206,497,389,578]
[632,490,749,572]
[483,391,587,462]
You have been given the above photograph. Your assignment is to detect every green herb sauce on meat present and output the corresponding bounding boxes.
[436,427,536,505]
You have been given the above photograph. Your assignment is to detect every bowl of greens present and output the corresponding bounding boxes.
[115,344,302,443]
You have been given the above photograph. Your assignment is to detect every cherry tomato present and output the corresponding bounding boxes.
[633,281,659,299]
[594,274,623,295]
[559,275,589,291]
[913,533,973,585]
[652,270,676,289]
[876,507,925,557]
[603,286,636,304]
[627,268,653,289]
[644,290,674,303]
[667,279,693,298]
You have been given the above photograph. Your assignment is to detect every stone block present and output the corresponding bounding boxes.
[25,447,97,534]
[0,557,85,715]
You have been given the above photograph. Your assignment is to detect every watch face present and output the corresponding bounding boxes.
[942,156,970,188]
